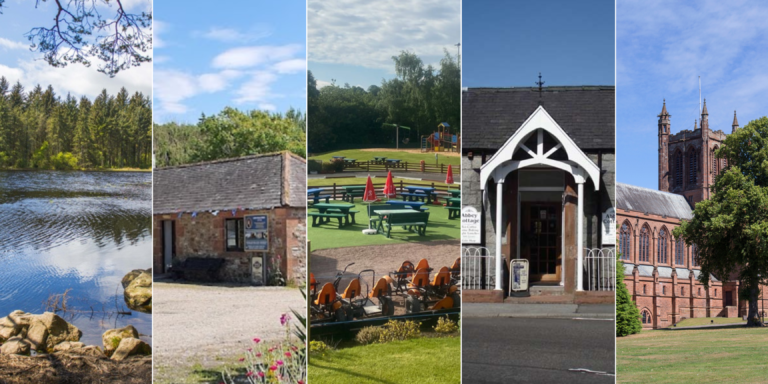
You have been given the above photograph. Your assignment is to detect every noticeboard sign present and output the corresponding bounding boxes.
[510,259,529,293]
[244,215,269,251]
[461,206,481,244]
[602,207,616,245]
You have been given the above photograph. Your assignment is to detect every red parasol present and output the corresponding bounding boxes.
[445,165,454,185]
[363,175,378,202]
[383,171,397,199]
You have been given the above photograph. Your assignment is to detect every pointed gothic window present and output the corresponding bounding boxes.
[639,226,650,262]
[657,229,668,264]
[675,152,683,187]
[675,237,685,265]
[691,244,699,266]
[620,223,631,260]
[688,149,697,184]
[712,148,718,175]
[642,309,652,324]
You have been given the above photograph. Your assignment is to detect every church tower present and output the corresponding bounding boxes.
[658,100,671,191]
[732,110,739,133]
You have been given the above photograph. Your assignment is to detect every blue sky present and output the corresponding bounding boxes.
[617,0,768,190]
[308,0,460,89]
[153,0,306,123]
[462,0,615,87]
[0,0,151,99]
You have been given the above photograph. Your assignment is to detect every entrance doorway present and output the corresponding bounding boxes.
[520,202,562,283]
[162,220,175,273]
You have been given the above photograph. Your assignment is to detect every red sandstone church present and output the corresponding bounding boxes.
[618,101,767,329]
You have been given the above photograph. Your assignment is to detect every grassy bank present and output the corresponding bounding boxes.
[670,317,746,328]
[617,327,768,383]
[309,149,461,166]
[309,337,460,384]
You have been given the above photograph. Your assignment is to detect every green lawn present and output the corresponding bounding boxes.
[670,317,746,328]
[308,176,454,189]
[309,149,461,166]
[308,201,459,250]
[617,328,768,383]
[309,337,460,384]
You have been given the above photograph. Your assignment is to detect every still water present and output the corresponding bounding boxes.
[0,171,152,346]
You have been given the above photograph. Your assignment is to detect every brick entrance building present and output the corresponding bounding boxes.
[619,101,767,328]
[152,152,306,285]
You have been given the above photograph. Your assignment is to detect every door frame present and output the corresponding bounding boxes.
[517,184,565,286]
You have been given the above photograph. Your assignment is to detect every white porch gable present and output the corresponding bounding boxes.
[479,105,601,190]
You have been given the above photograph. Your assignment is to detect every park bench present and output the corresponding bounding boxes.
[378,211,430,238]
[310,195,331,204]
[177,257,226,281]
[308,211,346,228]
[400,192,429,202]
[326,208,360,224]
[446,206,460,219]
[342,191,365,203]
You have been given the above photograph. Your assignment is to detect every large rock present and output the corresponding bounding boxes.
[53,341,86,352]
[123,270,152,313]
[121,269,148,289]
[54,341,105,357]
[28,312,82,351]
[110,337,151,361]
[1,337,31,355]
[102,325,139,357]
[0,310,31,341]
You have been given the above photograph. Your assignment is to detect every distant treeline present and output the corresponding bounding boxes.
[308,50,461,152]
[153,107,306,167]
[0,77,151,170]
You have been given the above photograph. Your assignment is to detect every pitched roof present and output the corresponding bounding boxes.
[616,182,692,220]
[462,86,615,150]
[153,152,306,214]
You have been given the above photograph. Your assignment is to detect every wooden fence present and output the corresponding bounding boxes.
[331,159,456,174]
[308,179,460,202]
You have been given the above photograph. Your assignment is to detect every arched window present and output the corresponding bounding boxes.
[688,149,698,184]
[675,151,683,187]
[639,226,650,262]
[620,222,631,260]
[691,244,699,266]
[712,148,719,175]
[658,228,668,264]
[641,309,652,324]
[675,237,685,265]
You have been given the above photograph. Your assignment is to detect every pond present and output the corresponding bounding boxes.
[0,171,152,347]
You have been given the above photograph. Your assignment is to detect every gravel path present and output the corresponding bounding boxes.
[152,283,304,383]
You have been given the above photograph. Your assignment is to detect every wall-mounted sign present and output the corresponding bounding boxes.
[251,255,264,286]
[461,206,481,244]
[245,215,269,251]
[602,207,616,245]
[510,259,529,293]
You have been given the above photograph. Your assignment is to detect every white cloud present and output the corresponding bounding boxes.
[201,26,272,43]
[154,55,171,63]
[154,69,245,114]
[212,45,303,69]
[154,20,168,49]
[259,103,277,111]
[273,59,306,74]
[234,71,279,104]
[0,37,27,50]
[0,64,24,83]
[316,79,332,88]
[308,0,459,70]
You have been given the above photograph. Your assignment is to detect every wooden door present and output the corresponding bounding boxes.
[520,202,561,283]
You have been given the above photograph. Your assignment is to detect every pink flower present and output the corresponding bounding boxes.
[239,357,245,362]
[253,338,261,343]
[268,347,274,353]
[256,352,262,357]
[280,313,291,326]
[247,348,253,352]
[269,365,278,371]
[246,371,253,377]
[276,360,284,366]
[258,371,265,378]
[298,381,304,384]
[285,351,292,358]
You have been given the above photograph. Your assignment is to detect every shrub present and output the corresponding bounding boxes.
[308,159,322,173]
[616,255,642,336]
[355,326,385,345]
[379,320,421,343]
[330,158,345,172]
[309,340,328,355]
[51,152,79,170]
[433,316,459,334]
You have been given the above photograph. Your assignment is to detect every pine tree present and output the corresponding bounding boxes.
[616,255,642,336]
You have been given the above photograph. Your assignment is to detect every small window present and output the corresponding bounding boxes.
[641,309,652,324]
[681,287,685,296]
[662,285,666,295]
[226,218,244,252]
[698,287,701,296]
[714,289,718,297]
[643,285,647,295]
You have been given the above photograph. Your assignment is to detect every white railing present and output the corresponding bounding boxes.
[584,248,616,291]
[462,246,495,290]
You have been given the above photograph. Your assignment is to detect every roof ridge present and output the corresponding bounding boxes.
[465,85,615,91]
[616,182,689,199]
[155,151,289,171]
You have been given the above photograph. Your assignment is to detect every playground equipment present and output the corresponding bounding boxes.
[422,122,459,152]
[382,123,411,149]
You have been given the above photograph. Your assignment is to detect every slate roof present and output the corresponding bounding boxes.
[616,182,693,220]
[153,152,306,214]
[462,86,615,151]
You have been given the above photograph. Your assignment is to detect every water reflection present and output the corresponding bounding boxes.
[0,171,152,346]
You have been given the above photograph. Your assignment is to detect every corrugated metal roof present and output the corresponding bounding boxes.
[616,182,693,220]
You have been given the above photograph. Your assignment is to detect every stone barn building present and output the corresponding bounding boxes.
[462,86,615,303]
[619,101,767,328]
[152,152,306,285]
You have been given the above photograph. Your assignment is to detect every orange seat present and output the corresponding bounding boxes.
[370,277,390,298]
[314,283,336,306]
[408,268,430,289]
[415,258,429,271]
[450,258,460,271]
[342,278,361,299]
[395,261,414,278]
[431,267,451,287]
[432,296,454,310]
[310,273,318,288]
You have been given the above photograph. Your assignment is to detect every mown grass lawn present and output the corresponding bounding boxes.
[309,149,461,166]
[308,176,455,189]
[617,327,768,383]
[309,337,460,384]
[670,317,746,328]
[308,200,459,250]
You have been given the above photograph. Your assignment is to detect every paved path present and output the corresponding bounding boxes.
[463,317,615,383]
[464,303,615,319]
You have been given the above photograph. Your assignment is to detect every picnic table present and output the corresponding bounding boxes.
[386,159,402,168]
[307,188,330,204]
[332,156,345,159]
[445,197,461,219]
[341,185,367,203]
[372,210,430,238]
[309,203,358,227]
[368,208,413,229]
[448,189,461,198]
[373,156,387,164]
[402,186,437,204]
[385,200,426,210]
